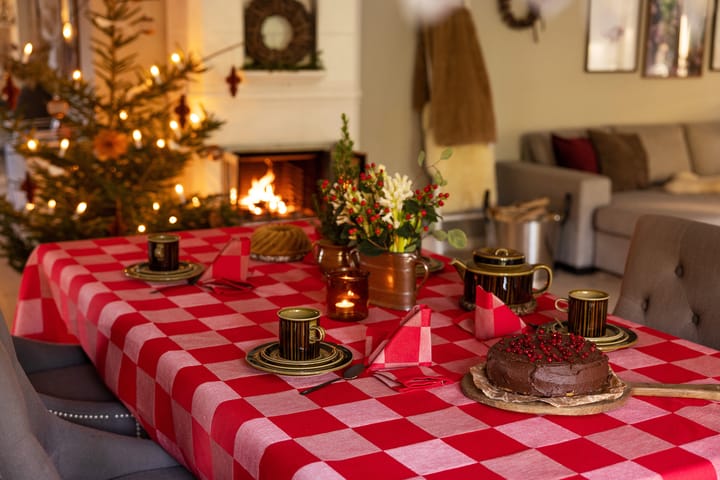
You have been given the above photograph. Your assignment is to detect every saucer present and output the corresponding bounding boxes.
[417,256,444,276]
[549,321,638,352]
[124,261,205,282]
[246,341,353,376]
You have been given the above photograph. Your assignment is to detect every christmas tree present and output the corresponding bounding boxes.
[0,0,227,272]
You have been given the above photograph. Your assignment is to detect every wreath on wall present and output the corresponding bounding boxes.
[244,0,319,70]
[497,0,543,42]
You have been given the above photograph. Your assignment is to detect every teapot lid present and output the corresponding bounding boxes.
[473,247,526,266]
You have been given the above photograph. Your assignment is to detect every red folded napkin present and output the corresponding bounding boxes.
[454,286,527,340]
[364,305,433,371]
[199,236,251,284]
[372,367,452,393]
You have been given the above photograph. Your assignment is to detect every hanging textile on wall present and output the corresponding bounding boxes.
[412,6,498,213]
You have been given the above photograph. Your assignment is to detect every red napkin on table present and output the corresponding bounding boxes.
[454,286,527,340]
[197,237,251,291]
[364,305,433,371]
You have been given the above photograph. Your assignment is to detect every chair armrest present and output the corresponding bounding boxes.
[496,161,612,270]
[12,336,90,374]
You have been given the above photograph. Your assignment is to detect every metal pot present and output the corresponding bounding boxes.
[451,247,553,314]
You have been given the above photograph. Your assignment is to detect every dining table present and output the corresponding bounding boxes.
[12,219,720,480]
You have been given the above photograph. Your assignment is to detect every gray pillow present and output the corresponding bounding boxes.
[588,130,649,192]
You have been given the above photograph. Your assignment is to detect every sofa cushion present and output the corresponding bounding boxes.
[684,121,720,176]
[613,124,692,184]
[588,130,649,192]
[594,189,720,238]
[551,135,599,173]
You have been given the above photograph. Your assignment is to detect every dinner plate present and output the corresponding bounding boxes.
[548,321,638,352]
[123,261,205,282]
[246,341,353,376]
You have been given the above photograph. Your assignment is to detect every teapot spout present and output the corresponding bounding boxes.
[450,258,467,279]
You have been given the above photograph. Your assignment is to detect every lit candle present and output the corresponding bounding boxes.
[59,138,69,157]
[62,22,73,42]
[72,69,82,87]
[150,65,160,83]
[132,129,142,148]
[326,268,369,321]
[335,298,355,312]
[174,184,185,203]
[22,42,32,62]
[169,120,180,138]
[229,187,238,206]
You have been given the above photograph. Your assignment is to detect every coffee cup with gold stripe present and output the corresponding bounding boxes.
[554,289,609,338]
[277,307,325,361]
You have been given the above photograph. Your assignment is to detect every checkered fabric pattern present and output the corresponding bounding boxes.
[13,221,720,480]
[365,305,433,371]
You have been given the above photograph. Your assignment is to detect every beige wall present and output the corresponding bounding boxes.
[360,0,720,183]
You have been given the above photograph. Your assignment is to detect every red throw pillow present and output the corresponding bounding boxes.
[551,134,599,173]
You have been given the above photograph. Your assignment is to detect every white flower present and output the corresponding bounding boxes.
[379,172,413,228]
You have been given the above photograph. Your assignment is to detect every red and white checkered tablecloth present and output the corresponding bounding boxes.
[13,221,720,480]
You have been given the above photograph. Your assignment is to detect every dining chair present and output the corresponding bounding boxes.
[0,310,195,479]
[12,329,141,437]
[613,214,720,350]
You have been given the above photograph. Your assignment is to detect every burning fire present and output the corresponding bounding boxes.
[239,160,290,215]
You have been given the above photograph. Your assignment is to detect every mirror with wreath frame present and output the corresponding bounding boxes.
[243,0,320,70]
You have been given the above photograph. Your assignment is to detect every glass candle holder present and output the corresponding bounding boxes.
[326,267,370,321]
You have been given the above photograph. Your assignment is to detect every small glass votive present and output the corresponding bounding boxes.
[326,267,369,321]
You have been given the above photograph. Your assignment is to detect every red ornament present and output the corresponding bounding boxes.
[225,66,242,97]
[2,75,20,110]
[174,94,190,128]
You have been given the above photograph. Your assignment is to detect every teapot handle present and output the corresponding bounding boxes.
[530,264,553,296]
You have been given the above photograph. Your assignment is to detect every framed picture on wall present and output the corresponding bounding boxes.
[711,0,720,70]
[585,0,642,73]
[643,0,709,78]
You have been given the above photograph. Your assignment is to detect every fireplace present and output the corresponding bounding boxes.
[234,148,331,217]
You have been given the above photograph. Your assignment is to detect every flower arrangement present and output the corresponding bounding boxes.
[319,148,467,255]
[314,113,358,246]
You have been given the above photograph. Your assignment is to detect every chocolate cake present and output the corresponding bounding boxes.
[486,330,610,397]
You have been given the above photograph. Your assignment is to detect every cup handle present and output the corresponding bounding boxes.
[310,325,325,343]
[554,297,569,312]
[415,258,430,292]
[531,264,553,296]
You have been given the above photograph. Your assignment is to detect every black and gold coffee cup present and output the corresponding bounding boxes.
[277,307,325,361]
[555,289,609,338]
[147,234,180,271]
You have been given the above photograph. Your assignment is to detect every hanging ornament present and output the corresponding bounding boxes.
[47,95,70,120]
[21,172,36,204]
[225,66,243,97]
[174,94,190,128]
[2,74,19,110]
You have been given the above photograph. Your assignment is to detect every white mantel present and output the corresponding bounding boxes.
[163,0,362,150]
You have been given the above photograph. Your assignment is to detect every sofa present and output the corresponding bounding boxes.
[496,121,720,275]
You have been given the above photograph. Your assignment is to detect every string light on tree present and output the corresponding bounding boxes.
[118,110,128,121]
[137,224,146,233]
[27,139,38,151]
[62,22,73,41]
[72,69,82,86]
[59,138,69,157]
[150,64,160,83]
[132,129,142,148]
[76,202,88,215]
[156,138,166,148]
[170,52,181,65]
[22,42,32,62]
[175,184,186,203]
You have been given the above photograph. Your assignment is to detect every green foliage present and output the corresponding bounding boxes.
[314,113,357,246]
[0,0,224,271]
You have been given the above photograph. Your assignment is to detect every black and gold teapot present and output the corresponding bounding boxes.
[451,247,553,315]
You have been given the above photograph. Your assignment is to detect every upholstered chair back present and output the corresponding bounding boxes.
[0,312,192,479]
[614,214,720,350]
